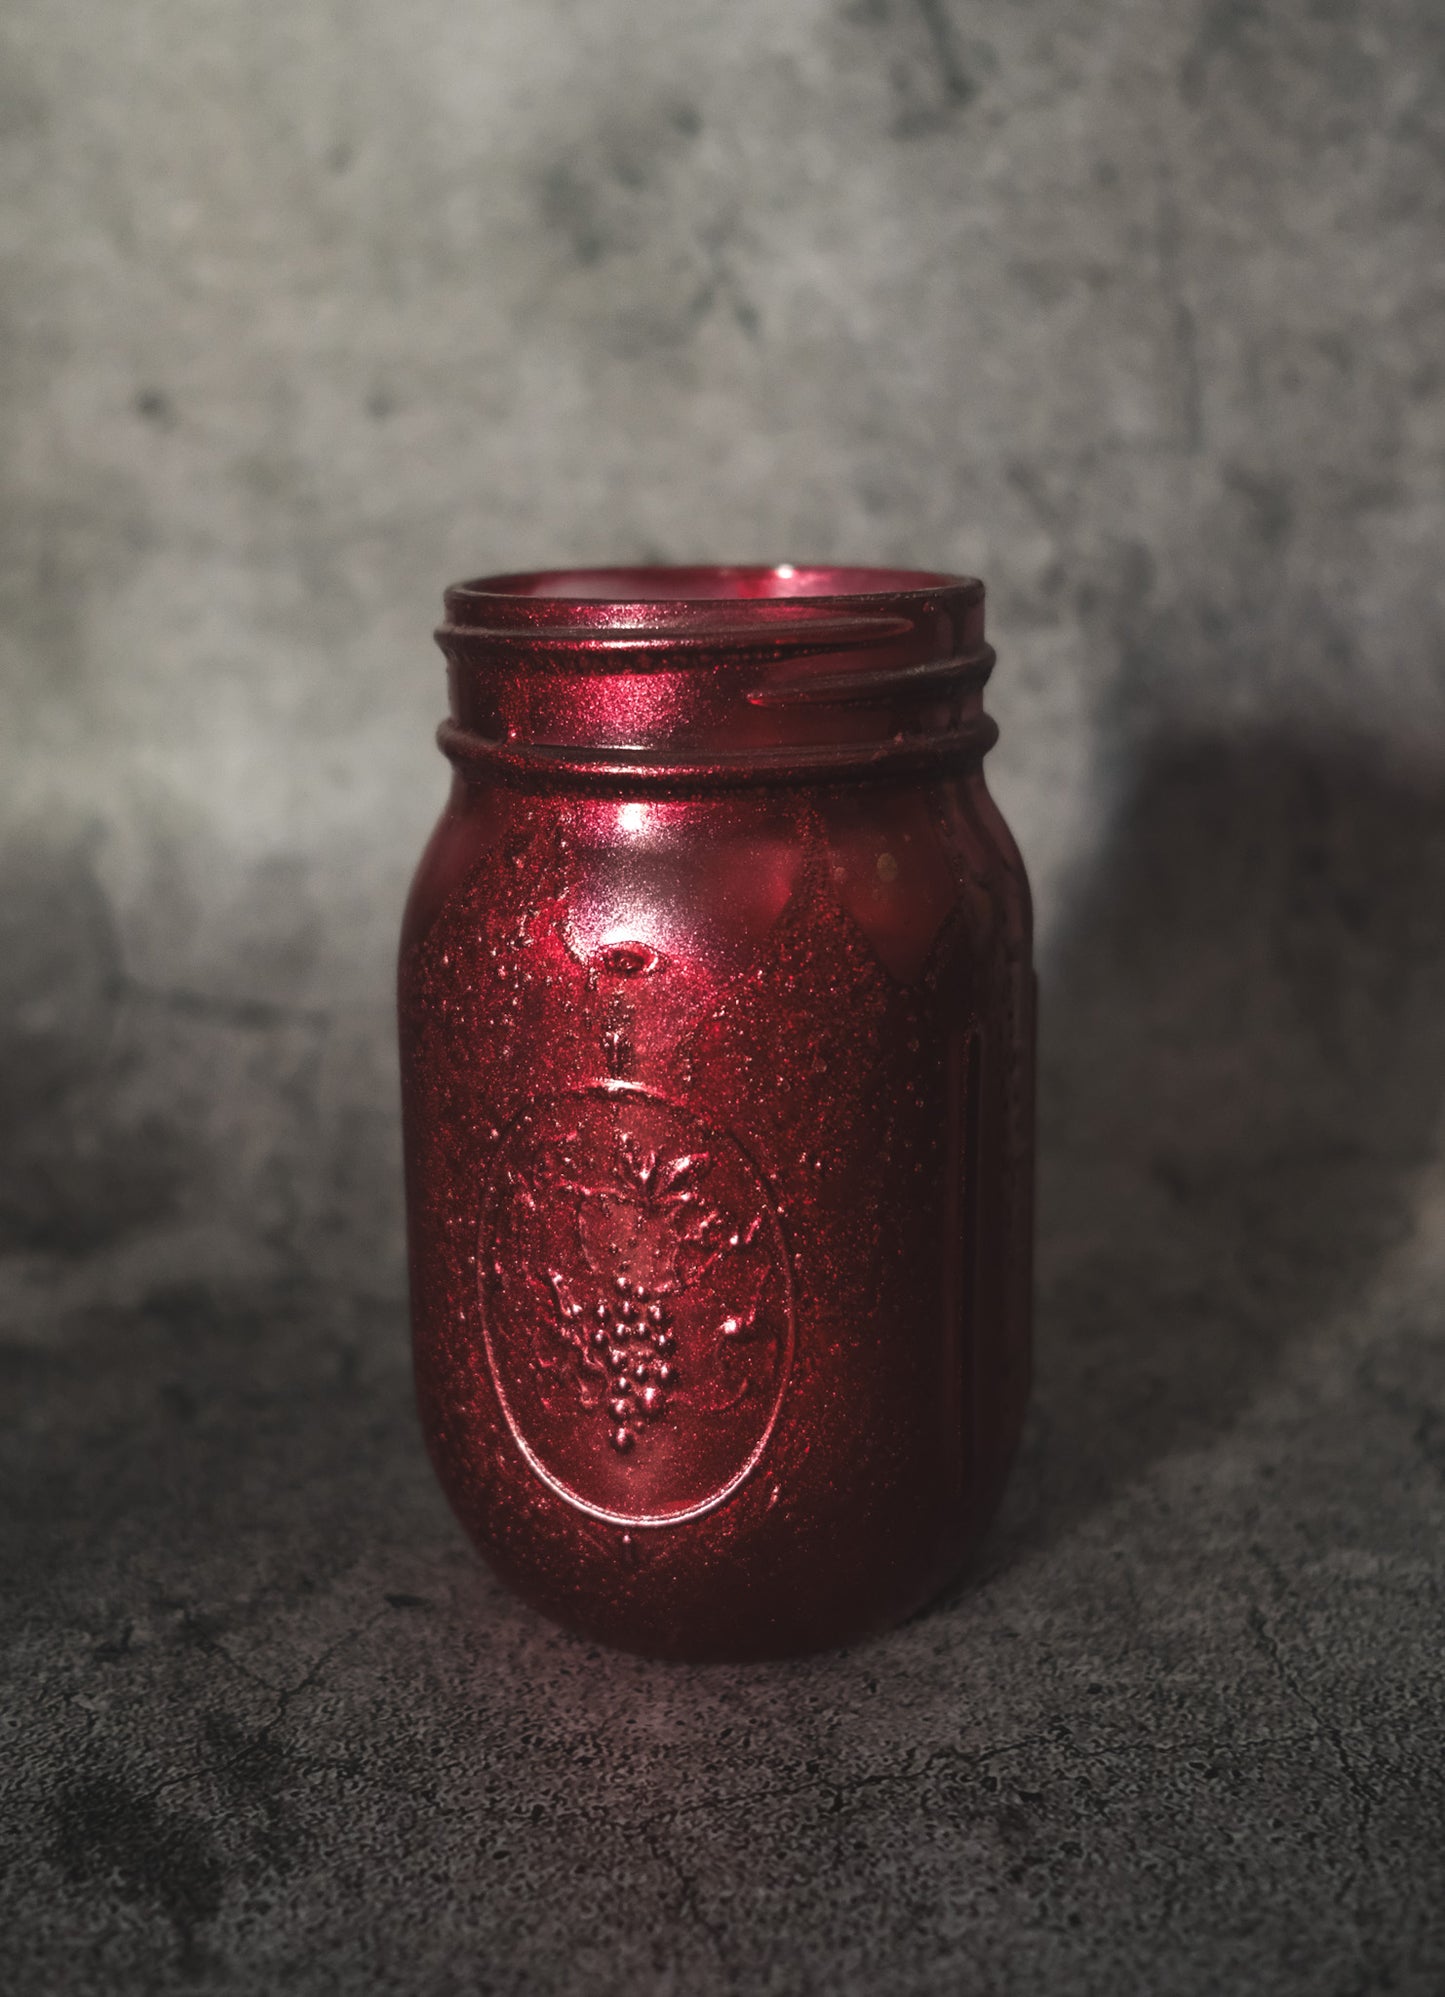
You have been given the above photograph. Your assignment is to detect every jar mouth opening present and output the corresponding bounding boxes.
[447,564,976,614]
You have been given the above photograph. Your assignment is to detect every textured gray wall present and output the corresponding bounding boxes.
[4,2,1445,1992]
[5,0,1442,1301]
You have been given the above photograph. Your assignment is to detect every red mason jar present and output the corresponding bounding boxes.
[398,566,1034,1660]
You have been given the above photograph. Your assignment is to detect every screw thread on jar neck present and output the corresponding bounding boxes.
[435,565,996,790]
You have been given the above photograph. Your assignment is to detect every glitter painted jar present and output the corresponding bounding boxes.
[398,566,1034,1660]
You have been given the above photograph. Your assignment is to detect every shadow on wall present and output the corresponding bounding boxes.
[1015,727,1445,1553]
[0,836,348,1273]
[0,837,194,1256]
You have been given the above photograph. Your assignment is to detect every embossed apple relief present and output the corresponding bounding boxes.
[480,1087,793,1525]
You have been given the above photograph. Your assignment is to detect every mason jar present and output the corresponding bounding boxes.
[398,566,1033,1660]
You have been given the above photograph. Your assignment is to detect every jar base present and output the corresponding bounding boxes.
[459,1468,1019,1666]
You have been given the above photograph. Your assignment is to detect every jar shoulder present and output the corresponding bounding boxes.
[400,778,1030,994]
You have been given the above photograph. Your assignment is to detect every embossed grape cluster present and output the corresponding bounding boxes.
[588,1273,676,1453]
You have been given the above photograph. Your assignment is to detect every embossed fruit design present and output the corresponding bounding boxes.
[576,1269,678,1455]
[535,1134,767,1448]
[480,1088,793,1524]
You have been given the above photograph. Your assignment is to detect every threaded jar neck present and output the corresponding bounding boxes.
[436,565,995,789]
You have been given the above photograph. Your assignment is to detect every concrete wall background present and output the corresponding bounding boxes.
[4,6,1445,1990]
[4,0,1442,1305]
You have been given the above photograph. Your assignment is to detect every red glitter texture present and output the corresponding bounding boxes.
[398,566,1034,1660]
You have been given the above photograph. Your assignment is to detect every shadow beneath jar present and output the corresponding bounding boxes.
[997,726,1445,1561]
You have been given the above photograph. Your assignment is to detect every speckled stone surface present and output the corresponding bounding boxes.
[3,0,1444,1989]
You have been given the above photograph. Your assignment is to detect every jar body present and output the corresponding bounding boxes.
[398,569,1033,1660]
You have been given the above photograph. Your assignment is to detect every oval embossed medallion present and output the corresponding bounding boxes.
[479,1084,794,1525]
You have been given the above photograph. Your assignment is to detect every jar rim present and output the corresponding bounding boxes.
[445,564,980,621]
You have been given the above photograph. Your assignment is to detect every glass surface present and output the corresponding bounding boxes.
[399,566,1034,1660]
